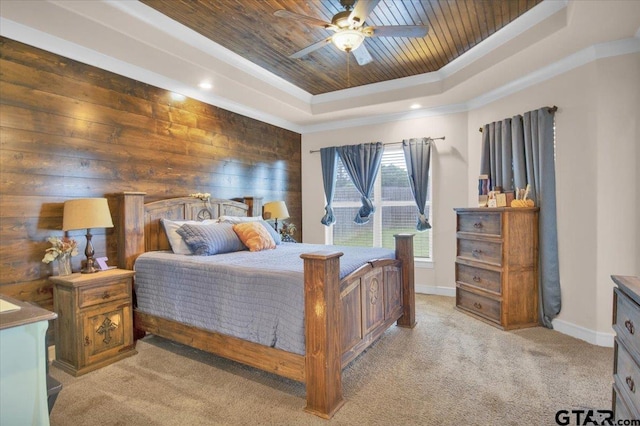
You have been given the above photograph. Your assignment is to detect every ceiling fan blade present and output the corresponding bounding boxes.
[368,25,429,38]
[349,0,381,27]
[289,37,333,59]
[352,45,373,66]
[274,9,331,28]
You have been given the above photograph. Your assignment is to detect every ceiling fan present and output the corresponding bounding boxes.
[274,0,428,66]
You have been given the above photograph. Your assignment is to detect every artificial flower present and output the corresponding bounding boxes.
[42,236,78,263]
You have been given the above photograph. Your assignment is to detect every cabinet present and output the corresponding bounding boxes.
[51,269,136,376]
[612,275,640,420]
[454,207,539,330]
[0,296,57,426]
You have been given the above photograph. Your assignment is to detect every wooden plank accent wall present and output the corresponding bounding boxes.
[0,37,302,312]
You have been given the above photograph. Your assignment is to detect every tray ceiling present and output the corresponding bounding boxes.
[140,0,543,95]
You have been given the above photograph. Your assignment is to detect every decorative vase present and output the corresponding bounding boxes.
[57,253,72,276]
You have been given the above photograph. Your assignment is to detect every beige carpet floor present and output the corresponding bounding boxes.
[49,295,613,426]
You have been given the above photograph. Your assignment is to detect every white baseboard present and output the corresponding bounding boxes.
[416,285,456,297]
[551,318,614,348]
[415,286,614,348]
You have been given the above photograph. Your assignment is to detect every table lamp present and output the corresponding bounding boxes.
[63,198,114,274]
[263,201,289,233]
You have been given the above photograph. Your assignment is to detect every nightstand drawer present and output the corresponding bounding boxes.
[457,288,501,324]
[457,212,502,237]
[456,263,501,294]
[78,279,130,308]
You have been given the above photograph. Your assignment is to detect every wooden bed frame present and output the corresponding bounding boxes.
[116,192,415,419]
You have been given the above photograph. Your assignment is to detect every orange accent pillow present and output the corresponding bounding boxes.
[232,222,276,252]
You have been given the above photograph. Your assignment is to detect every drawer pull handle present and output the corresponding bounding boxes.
[102,291,111,299]
[626,376,636,393]
[473,222,483,229]
[473,302,482,310]
[472,276,482,283]
[625,319,635,335]
[84,336,91,346]
[472,249,482,257]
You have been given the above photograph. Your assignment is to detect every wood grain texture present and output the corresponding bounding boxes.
[139,0,542,94]
[301,251,345,419]
[0,38,301,307]
[122,194,415,418]
[454,207,539,330]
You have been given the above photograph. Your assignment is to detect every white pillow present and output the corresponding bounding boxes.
[161,218,218,254]
[218,215,263,224]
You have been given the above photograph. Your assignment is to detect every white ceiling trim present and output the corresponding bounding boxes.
[0,17,305,133]
[97,0,312,103]
[1,0,637,135]
[303,36,640,134]
[311,0,568,106]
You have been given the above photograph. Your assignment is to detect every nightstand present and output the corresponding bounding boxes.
[51,269,136,376]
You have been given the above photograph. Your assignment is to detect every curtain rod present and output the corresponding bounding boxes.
[309,136,445,154]
[478,106,558,132]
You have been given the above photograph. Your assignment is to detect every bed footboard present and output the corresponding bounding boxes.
[301,233,414,418]
[119,192,415,420]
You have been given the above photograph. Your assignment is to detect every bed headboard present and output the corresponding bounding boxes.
[117,192,262,270]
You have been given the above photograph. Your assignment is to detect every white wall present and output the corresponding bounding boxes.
[301,52,639,346]
[469,53,639,345]
[301,113,468,295]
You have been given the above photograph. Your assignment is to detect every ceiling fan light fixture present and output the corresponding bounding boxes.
[332,29,365,52]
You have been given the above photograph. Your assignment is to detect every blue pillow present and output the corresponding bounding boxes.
[176,222,245,255]
[258,220,282,245]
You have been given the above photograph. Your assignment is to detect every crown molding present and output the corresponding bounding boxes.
[301,36,640,133]
[0,16,305,133]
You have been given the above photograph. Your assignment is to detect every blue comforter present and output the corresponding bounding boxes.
[134,243,395,355]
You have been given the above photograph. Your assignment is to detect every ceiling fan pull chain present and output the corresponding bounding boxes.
[347,51,351,88]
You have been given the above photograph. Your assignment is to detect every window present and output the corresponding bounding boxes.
[327,148,432,259]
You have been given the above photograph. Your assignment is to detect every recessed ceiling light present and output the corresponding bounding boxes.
[199,81,213,90]
[410,103,421,109]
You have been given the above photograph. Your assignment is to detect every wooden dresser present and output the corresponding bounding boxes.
[612,275,640,420]
[51,269,136,376]
[454,207,539,330]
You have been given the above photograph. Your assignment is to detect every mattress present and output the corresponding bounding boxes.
[134,243,395,355]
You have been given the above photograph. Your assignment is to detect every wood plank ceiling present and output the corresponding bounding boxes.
[140,0,543,95]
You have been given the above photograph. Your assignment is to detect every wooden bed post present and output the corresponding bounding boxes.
[241,196,263,218]
[395,234,417,328]
[117,192,146,270]
[300,251,345,419]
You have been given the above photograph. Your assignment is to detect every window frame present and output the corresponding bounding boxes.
[324,147,433,261]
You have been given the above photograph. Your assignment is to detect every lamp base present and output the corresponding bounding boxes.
[81,258,99,274]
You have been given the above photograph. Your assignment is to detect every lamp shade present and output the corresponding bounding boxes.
[263,201,290,220]
[63,198,114,231]
[331,29,365,52]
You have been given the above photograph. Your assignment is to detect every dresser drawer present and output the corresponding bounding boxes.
[614,288,640,360]
[457,239,502,266]
[615,341,640,411]
[78,279,130,308]
[456,263,501,294]
[457,288,501,324]
[614,384,635,421]
[457,212,502,237]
